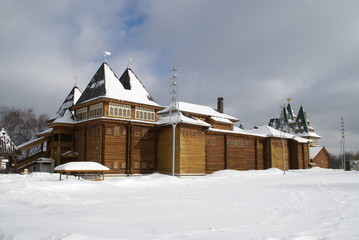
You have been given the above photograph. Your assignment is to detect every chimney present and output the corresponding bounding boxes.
[217,97,224,113]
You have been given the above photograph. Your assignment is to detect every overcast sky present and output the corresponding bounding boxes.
[1,0,358,155]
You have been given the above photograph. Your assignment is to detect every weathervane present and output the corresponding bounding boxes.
[103,51,111,62]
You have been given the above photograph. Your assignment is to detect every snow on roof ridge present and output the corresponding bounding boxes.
[53,109,75,124]
[247,125,309,143]
[159,101,238,121]
[157,111,212,127]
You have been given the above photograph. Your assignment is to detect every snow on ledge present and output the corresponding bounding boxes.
[54,162,110,172]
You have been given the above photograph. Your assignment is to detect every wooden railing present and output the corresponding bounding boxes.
[11,151,47,173]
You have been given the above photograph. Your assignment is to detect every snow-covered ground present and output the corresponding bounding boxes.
[1,168,358,240]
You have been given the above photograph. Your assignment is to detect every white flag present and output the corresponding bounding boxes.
[104,51,111,56]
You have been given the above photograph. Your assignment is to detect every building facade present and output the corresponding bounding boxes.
[15,61,320,175]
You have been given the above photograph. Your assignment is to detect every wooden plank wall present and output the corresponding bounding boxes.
[74,128,86,162]
[289,141,300,169]
[130,125,157,174]
[212,122,232,131]
[179,125,206,174]
[103,123,127,173]
[255,139,265,170]
[205,133,265,173]
[85,124,102,163]
[156,125,180,174]
[268,138,289,171]
[226,136,256,170]
[312,149,329,168]
[303,143,310,169]
[205,134,225,173]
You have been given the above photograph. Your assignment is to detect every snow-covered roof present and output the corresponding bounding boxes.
[247,125,309,143]
[37,128,53,136]
[17,136,46,150]
[157,112,212,127]
[52,110,75,125]
[0,128,21,155]
[52,86,82,120]
[76,63,160,107]
[310,146,324,159]
[296,131,321,138]
[208,126,246,134]
[159,102,238,122]
[54,162,110,171]
[210,116,233,124]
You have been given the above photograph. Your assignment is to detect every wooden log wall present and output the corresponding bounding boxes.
[103,122,127,173]
[303,143,310,169]
[178,124,206,174]
[311,148,329,168]
[255,139,265,170]
[267,138,289,171]
[74,127,86,162]
[129,125,157,174]
[74,120,158,174]
[205,133,266,173]
[226,136,256,170]
[157,125,180,174]
[85,124,102,163]
[49,126,74,165]
[289,141,300,169]
[205,134,225,173]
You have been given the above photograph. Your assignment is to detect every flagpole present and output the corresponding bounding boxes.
[103,51,111,62]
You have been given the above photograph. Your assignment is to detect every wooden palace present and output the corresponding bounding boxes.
[14,61,328,175]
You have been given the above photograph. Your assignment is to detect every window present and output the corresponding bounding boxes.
[109,103,131,118]
[106,128,113,135]
[135,107,155,121]
[89,103,103,118]
[183,129,189,137]
[114,162,119,169]
[61,134,72,142]
[206,137,216,146]
[75,107,87,121]
[191,130,196,137]
[114,127,120,136]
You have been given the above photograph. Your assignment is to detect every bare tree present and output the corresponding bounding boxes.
[0,105,49,146]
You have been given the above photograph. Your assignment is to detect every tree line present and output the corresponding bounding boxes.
[329,151,359,169]
[0,105,49,146]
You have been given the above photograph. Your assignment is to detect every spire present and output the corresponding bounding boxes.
[76,62,122,104]
[55,85,82,118]
[76,61,160,107]
[286,102,295,121]
[294,104,310,133]
[118,67,155,102]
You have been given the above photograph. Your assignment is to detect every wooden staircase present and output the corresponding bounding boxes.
[11,151,47,173]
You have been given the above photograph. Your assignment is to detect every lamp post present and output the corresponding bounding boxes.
[341,117,345,171]
[170,67,179,176]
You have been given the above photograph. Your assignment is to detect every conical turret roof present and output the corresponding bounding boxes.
[294,104,310,132]
[55,86,82,118]
[76,62,160,107]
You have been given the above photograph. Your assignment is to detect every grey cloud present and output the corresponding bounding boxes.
[1,0,358,154]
